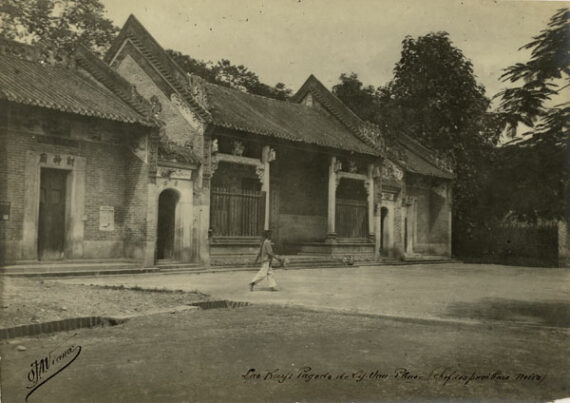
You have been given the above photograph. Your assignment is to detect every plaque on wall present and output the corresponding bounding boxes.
[99,206,115,231]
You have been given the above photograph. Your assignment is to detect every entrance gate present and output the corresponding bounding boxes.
[38,168,68,260]
[210,188,265,237]
[157,189,179,260]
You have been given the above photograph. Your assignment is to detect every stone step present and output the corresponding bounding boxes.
[156,262,205,274]
[0,260,142,275]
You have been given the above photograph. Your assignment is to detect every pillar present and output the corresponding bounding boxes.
[447,184,453,257]
[143,181,157,267]
[367,163,375,239]
[327,156,338,241]
[261,146,271,230]
[375,201,381,260]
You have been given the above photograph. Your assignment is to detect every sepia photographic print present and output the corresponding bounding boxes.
[0,0,568,401]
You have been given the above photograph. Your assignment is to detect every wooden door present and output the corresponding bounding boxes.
[38,169,68,260]
[157,190,177,260]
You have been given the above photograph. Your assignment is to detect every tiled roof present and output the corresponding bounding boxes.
[200,79,379,155]
[105,15,211,122]
[107,16,379,156]
[0,44,156,127]
[291,75,384,153]
[398,144,454,179]
[396,135,454,179]
[292,75,453,179]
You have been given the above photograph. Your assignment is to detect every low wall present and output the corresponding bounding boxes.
[455,222,562,267]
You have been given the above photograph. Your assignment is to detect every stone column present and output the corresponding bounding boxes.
[447,183,453,257]
[143,181,157,267]
[367,163,375,240]
[327,156,338,241]
[261,146,271,230]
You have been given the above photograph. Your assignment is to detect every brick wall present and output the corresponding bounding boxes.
[0,104,152,264]
[114,52,203,149]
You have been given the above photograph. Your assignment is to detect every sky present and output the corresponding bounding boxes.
[100,0,565,102]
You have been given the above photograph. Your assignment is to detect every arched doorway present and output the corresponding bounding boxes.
[380,207,388,256]
[157,189,179,260]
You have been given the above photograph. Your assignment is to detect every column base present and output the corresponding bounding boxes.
[325,233,337,244]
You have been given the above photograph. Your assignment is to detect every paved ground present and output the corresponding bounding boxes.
[59,263,570,328]
[0,277,209,328]
[2,305,568,403]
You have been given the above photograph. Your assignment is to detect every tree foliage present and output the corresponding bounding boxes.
[332,73,379,122]
[167,50,292,101]
[497,8,569,133]
[384,32,500,154]
[0,0,118,56]
[492,8,569,222]
[332,33,502,244]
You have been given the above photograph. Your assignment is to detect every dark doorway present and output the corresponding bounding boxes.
[336,178,368,238]
[380,207,388,256]
[157,189,178,260]
[38,168,68,260]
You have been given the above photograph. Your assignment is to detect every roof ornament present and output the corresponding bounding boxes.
[150,95,162,117]
[359,122,385,152]
[187,73,209,112]
[434,152,454,173]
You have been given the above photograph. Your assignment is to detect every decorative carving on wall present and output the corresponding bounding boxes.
[334,159,342,173]
[53,155,62,165]
[381,192,397,201]
[210,156,220,177]
[268,148,277,162]
[232,140,245,156]
[130,134,148,163]
[348,160,358,173]
[434,153,454,174]
[372,165,382,178]
[211,138,219,154]
[150,95,162,117]
[157,166,192,180]
[66,157,74,166]
[382,160,404,181]
[255,166,265,184]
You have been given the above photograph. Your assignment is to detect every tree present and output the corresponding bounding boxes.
[496,8,569,135]
[332,73,379,122]
[333,33,502,246]
[384,32,500,154]
[167,51,292,101]
[492,8,569,222]
[0,0,118,56]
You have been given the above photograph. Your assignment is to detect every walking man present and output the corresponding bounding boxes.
[249,230,283,291]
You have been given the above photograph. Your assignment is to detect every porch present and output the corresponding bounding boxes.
[208,139,378,265]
